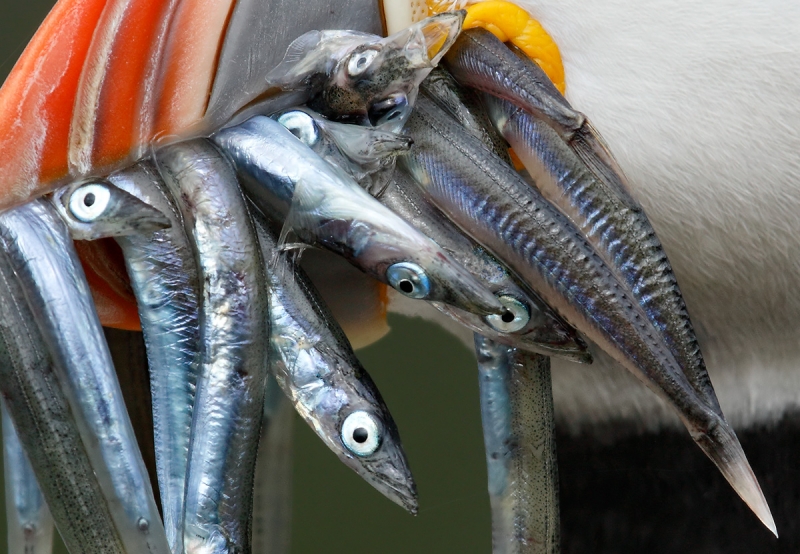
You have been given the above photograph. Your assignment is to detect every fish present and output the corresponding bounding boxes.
[253,209,418,514]
[399,95,775,534]
[107,161,201,554]
[484,93,723,416]
[212,114,503,317]
[273,107,581,358]
[276,108,412,194]
[50,178,171,241]
[1,401,54,554]
[225,12,465,131]
[443,28,635,208]
[156,139,270,554]
[384,170,590,362]
[474,335,559,554]
[0,199,170,552]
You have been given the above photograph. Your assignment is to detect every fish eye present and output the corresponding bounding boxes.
[386,262,431,299]
[341,411,381,457]
[485,295,530,333]
[368,93,409,127]
[347,48,378,77]
[277,111,320,147]
[69,183,111,222]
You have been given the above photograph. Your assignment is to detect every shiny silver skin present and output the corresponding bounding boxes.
[443,29,637,211]
[51,178,170,241]
[383,169,589,362]
[1,402,54,554]
[276,108,412,194]
[212,114,503,317]
[474,336,559,554]
[157,140,270,554]
[109,161,202,554]
[420,66,513,166]
[0,199,169,553]
[252,375,294,554]
[0,222,125,553]
[253,210,418,513]
[400,96,775,532]
[485,94,722,416]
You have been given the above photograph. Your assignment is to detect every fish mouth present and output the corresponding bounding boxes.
[377,474,419,515]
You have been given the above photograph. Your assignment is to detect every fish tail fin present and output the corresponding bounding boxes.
[691,417,777,537]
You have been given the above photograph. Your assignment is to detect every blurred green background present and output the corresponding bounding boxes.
[0,3,492,552]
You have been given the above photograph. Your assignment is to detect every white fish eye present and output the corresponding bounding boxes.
[485,295,530,333]
[69,183,111,222]
[277,111,320,147]
[347,49,378,77]
[341,411,381,457]
[386,262,431,299]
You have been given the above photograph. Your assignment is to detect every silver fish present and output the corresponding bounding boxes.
[443,28,635,208]
[0,243,126,553]
[399,96,775,534]
[51,177,170,240]
[0,199,170,552]
[107,161,202,554]
[485,93,722,416]
[474,336,559,554]
[252,375,294,554]
[157,140,270,554]
[276,108,412,194]
[253,209,418,513]
[224,12,464,131]
[1,401,54,554]
[212,114,503,317]
[384,170,590,362]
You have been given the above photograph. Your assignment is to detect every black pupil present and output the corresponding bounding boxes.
[357,56,367,68]
[353,427,369,443]
[387,109,400,121]
[83,193,96,207]
[399,280,414,294]
[501,310,515,323]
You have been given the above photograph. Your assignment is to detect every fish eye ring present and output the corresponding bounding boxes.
[386,262,431,299]
[485,295,530,333]
[69,182,111,223]
[341,411,381,457]
[277,110,320,147]
[347,48,378,77]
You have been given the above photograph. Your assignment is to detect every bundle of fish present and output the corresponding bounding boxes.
[0,0,777,552]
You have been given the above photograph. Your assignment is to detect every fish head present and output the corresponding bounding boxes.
[280,107,412,163]
[298,348,418,513]
[51,179,170,241]
[312,12,465,130]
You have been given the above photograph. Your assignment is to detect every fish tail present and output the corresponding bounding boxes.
[690,416,777,537]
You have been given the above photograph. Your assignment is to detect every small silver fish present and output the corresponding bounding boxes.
[474,336,560,554]
[212,115,503,317]
[400,96,775,534]
[157,139,270,554]
[1,401,54,554]
[484,93,723,417]
[0,199,170,553]
[226,12,464,131]
[253,209,418,514]
[443,28,635,209]
[106,161,202,554]
[51,178,170,240]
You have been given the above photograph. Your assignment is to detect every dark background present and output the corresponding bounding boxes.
[0,2,798,552]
